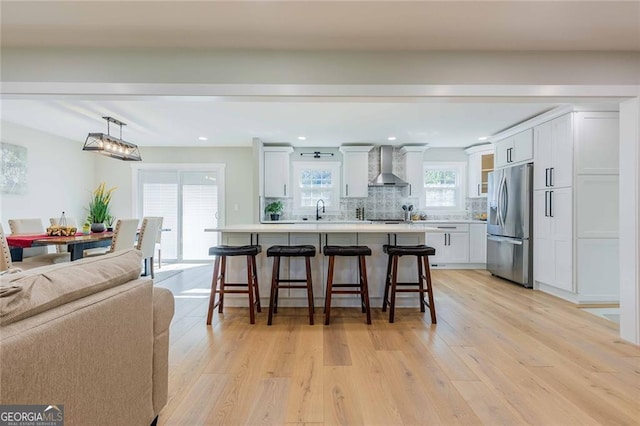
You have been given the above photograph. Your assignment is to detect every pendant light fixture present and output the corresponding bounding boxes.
[83,116,142,161]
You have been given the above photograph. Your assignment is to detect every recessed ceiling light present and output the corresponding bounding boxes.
[478,136,488,141]
[387,136,397,141]
[198,136,208,141]
[298,136,306,141]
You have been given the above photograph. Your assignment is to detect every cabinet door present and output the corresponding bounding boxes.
[469,223,487,263]
[550,114,573,188]
[533,190,554,285]
[494,138,512,168]
[468,152,482,197]
[447,233,470,263]
[574,112,619,175]
[550,188,573,292]
[264,151,291,197]
[512,128,533,163]
[426,232,447,263]
[343,151,369,198]
[534,121,552,190]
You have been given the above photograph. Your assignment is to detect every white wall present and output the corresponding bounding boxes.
[619,98,640,344]
[0,121,95,230]
[93,146,254,226]
[423,148,467,162]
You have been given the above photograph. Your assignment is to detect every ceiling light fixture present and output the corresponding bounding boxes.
[83,116,141,161]
[387,136,397,141]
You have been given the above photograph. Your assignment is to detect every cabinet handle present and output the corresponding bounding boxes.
[550,168,554,187]
[549,191,554,217]
[443,234,447,246]
[283,184,287,196]
[346,183,349,196]
[477,183,480,196]
[437,226,457,229]
[409,183,412,196]
[545,168,549,187]
[544,191,549,217]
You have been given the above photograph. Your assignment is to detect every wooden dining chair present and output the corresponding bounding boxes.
[136,217,163,278]
[7,218,70,263]
[0,224,67,272]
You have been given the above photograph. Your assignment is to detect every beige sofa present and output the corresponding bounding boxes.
[0,249,174,426]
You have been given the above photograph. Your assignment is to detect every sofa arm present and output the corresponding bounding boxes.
[152,287,175,415]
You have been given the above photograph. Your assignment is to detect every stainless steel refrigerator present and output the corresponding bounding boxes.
[486,163,533,288]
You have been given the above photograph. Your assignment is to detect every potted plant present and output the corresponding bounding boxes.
[87,182,116,233]
[265,201,284,221]
[105,214,115,232]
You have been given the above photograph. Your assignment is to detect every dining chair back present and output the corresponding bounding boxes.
[136,217,163,278]
[109,219,139,253]
[0,224,14,272]
[8,218,48,257]
[1,223,69,271]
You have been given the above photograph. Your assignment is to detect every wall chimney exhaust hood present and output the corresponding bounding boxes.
[369,145,408,187]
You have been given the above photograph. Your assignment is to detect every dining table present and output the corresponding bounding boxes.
[7,232,114,262]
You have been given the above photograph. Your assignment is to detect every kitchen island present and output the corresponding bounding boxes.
[205,223,436,308]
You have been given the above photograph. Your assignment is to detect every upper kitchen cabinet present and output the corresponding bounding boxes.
[465,145,494,198]
[339,146,373,198]
[533,113,573,190]
[494,128,533,169]
[574,112,620,175]
[400,145,428,205]
[264,147,293,197]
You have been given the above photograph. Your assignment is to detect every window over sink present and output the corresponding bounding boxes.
[422,162,466,212]
[292,161,341,214]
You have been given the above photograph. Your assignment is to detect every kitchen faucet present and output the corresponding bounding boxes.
[316,199,325,221]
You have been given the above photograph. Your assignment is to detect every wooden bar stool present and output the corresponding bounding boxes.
[323,245,372,325]
[382,245,437,324]
[267,245,316,325]
[206,245,262,325]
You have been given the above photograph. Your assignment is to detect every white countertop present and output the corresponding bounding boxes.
[205,223,438,233]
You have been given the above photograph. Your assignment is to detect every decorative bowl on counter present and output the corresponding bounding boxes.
[46,226,77,236]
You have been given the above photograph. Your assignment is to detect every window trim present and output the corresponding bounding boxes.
[291,161,342,215]
[422,161,467,213]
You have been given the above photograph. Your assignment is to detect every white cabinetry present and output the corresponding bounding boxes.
[263,147,293,197]
[465,145,494,198]
[494,128,533,169]
[426,224,470,266]
[469,223,487,263]
[401,146,428,205]
[339,146,373,198]
[530,110,620,303]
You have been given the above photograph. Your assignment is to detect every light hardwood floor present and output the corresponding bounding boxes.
[156,265,640,425]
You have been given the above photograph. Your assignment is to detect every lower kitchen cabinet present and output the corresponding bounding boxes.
[425,223,470,267]
[469,223,487,263]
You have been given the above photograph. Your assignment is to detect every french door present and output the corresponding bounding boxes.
[134,165,225,262]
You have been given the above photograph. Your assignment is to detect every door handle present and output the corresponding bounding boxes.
[487,236,523,245]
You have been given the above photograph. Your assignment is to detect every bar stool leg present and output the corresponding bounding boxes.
[417,255,426,313]
[273,256,281,314]
[218,256,227,313]
[324,255,335,325]
[389,254,399,323]
[360,255,372,325]
[305,256,314,325]
[382,253,392,312]
[358,256,365,313]
[246,256,256,325]
[252,255,261,312]
[423,255,437,324]
[268,255,280,325]
[206,255,221,325]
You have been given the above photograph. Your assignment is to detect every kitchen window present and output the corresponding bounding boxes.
[423,162,466,212]
[292,161,341,213]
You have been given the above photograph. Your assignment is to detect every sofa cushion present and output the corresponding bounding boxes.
[0,248,143,326]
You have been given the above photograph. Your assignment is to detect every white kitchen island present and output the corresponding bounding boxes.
[205,223,436,308]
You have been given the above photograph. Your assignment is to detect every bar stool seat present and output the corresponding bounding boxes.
[323,245,372,325]
[382,244,437,324]
[267,245,316,325]
[206,244,262,325]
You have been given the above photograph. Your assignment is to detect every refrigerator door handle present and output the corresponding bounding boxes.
[500,174,508,226]
[487,236,523,245]
[496,174,505,227]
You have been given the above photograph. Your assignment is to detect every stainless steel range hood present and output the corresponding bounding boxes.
[369,145,408,187]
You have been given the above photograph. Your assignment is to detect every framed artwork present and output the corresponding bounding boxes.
[0,142,28,194]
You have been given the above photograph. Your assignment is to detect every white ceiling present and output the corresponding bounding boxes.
[0,1,635,148]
